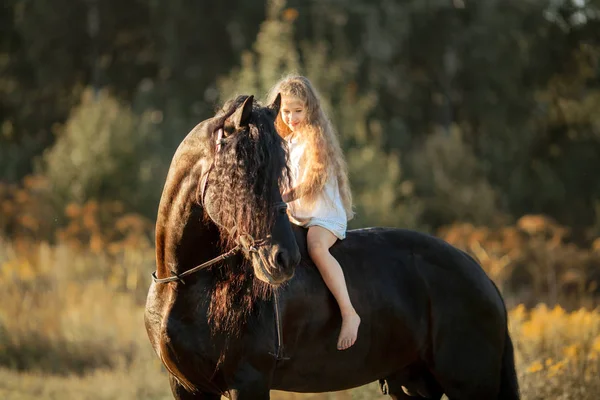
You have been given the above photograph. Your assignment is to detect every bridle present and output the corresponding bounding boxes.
[152,127,287,284]
[151,123,292,364]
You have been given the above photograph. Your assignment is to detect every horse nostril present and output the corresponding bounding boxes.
[275,250,289,268]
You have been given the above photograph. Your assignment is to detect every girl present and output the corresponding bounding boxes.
[266,75,360,350]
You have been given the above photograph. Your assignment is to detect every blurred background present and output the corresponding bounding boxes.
[1,0,600,398]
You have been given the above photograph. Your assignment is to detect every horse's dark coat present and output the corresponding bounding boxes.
[145,97,520,400]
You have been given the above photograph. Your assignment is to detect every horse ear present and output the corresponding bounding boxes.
[232,95,254,128]
[268,93,281,116]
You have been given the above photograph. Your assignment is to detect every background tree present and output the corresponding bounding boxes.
[0,0,599,236]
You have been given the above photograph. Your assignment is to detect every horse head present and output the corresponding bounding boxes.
[200,94,300,286]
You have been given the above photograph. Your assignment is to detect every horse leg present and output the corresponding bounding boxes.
[169,375,221,400]
[228,386,270,400]
[380,370,444,400]
[379,378,424,400]
[430,333,503,400]
[224,362,272,399]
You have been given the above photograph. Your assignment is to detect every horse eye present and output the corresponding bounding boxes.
[223,126,235,137]
[278,206,287,215]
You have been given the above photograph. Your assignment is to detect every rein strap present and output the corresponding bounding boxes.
[151,244,241,284]
[269,290,289,364]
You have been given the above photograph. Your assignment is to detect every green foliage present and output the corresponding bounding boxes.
[0,132,41,183]
[510,43,600,227]
[0,0,88,182]
[218,0,299,100]
[2,0,600,233]
[409,126,500,228]
[41,89,164,217]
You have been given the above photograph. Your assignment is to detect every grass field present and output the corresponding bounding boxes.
[1,238,599,399]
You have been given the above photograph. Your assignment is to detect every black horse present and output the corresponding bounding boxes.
[145,95,520,400]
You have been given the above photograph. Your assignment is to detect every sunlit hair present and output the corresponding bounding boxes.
[266,75,354,220]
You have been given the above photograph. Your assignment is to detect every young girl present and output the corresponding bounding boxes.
[266,75,360,350]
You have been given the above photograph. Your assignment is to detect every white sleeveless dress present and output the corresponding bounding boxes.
[285,134,347,240]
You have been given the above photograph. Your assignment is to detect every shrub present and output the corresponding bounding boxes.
[41,88,165,219]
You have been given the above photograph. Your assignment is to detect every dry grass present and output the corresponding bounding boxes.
[0,214,599,399]
[0,361,170,400]
[439,217,600,309]
[510,304,600,399]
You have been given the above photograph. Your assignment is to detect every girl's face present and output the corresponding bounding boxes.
[280,95,307,132]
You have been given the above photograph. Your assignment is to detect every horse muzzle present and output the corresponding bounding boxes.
[250,245,297,286]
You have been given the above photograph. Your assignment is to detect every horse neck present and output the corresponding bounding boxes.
[155,164,221,281]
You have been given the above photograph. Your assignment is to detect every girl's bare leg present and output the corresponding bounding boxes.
[307,225,361,350]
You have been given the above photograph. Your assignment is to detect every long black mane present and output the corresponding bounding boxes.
[201,95,290,336]
[204,95,289,246]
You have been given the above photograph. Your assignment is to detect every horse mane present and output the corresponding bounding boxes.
[200,95,290,337]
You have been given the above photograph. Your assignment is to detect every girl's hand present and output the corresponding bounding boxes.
[282,191,292,203]
[282,189,298,203]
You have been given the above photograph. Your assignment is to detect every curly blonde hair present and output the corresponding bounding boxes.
[266,75,354,220]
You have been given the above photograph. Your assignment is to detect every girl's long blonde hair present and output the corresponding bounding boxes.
[266,75,354,220]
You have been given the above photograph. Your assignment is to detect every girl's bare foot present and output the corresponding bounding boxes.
[337,312,361,350]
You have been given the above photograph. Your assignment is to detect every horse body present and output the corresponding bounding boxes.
[145,95,519,399]
[272,227,430,392]
[273,227,508,396]
[147,225,515,399]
